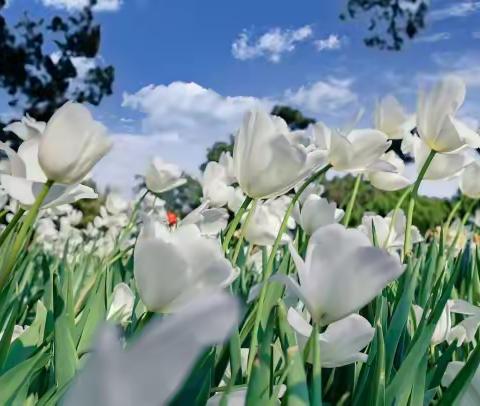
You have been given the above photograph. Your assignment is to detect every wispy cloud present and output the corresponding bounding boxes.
[40,0,123,12]
[314,34,343,51]
[414,32,451,43]
[430,1,480,20]
[473,31,480,39]
[231,25,313,63]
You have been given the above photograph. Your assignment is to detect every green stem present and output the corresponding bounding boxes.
[0,208,26,248]
[222,196,253,252]
[342,174,362,227]
[383,186,411,249]
[246,164,331,378]
[403,150,436,259]
[447,199,477,257]
[445,198,463,231]
[311,323,322,405]
[0,180,53,290]
[231,199,257,265]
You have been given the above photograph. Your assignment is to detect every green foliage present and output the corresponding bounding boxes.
[271,105,315,130]
[324,175,466,232]
[161,174,203,217]
[0,0,114,147]
[341,0,429,50]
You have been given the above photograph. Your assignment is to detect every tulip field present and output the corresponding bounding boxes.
[1,76,480,405]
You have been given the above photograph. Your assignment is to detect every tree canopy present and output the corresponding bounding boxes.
[0,0,114,147]
[341,0,429,50]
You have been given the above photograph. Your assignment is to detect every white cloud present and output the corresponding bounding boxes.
[423,52,480,87]
[94,79,359,194]
[283,78,357,116]
[40,0,122,12]
[430,1,480,20]
[414,32,451,43]
[314,34,342,51]
[232,25,313,63]
[473,32,480,39]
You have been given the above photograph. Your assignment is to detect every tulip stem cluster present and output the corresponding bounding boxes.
[246,164,332,378]
[311,323,323,405]
[0,208,25,248]
[403,150,436,258]
[231,199,257,264]
[0,180,53,289]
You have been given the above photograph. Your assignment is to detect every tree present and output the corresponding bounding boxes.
[271,105,315,130]
[341,0,429,50]
[0,0,114,147]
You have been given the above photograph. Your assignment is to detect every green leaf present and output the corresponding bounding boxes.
[0,348,49,405]
[277,303,309,406]
[246,310,276,406]
[367,323,385,406]
[76,271,107,355]
[53,273,77,387]
[438,340,480,406]
[410,354,428,406]
[2,301,47,373]
[170,349,215,406]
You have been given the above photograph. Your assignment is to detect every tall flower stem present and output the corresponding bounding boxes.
[403,150,436,259]
[231,199,257,264]
[311,323,322,405]
[447,199,477,257]
[382,186,412,249]
[246,164,331,377]
[342,174,362,227]
[0,208,26,248]
[445,198,463,231]
[0,180,53,290]
[222,196,253,252]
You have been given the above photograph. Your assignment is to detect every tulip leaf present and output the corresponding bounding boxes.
[367,323,385,406]
[410,353,428,406]
[246,311,276,406]
[438,340,480,406]
[170,348,215,406]
[0,348,49,405]
[277,302,309,406]
[1,301,47,373]
[53,272,78,387]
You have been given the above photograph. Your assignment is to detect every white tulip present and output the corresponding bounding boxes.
[402,132,473,180]
[312,122,392,173]
[448,299,480,344]
[374,95,414,140]
[105,192,129,215]
[64,292,240,406]
[4,114,45,141]
[181,202,229,236]
[274,224,404,325]
[442,361,480,405]
[287,307,374,367]
[412,303,452,346]
[460,160,480,199]
[366,151,411,191]
[145,157,186,193]
[134,218,237,312]
[202,160,235,207]
[417,75,480,153]
[0,136,97,209]
[293,194,344,235]
[37,102,112,184]
[107,283,135,325]
[473,210,480,228]
[233,109,327,199]
[244,198,292,247]
[358,209,422,251]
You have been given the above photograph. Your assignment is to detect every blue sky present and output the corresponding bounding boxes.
[3,0,480,195]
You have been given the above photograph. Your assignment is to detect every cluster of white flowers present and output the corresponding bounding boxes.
[1,75,480,405]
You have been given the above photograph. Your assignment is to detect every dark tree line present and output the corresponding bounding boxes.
[0,0,114,147]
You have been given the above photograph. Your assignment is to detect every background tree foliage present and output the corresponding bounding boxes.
[0,0,114,147]
[341,0,429,50]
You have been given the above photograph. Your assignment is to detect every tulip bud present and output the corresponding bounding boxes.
[38,102,113,184]
[145,158,186,193]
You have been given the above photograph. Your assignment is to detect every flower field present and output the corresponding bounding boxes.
[0,75,480,405]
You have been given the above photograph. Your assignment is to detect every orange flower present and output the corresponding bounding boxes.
[166,211,178,226]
